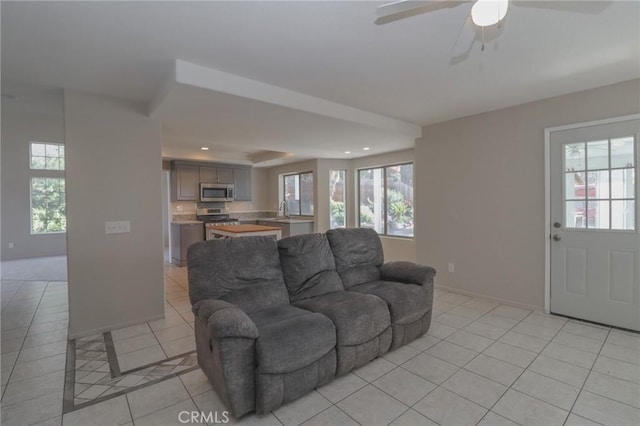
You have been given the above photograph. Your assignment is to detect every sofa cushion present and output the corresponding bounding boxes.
[278,233,344,302]
[326,228,383,288]
[294,291,390,346]
[249,305,336,374]
[350,280,430,325]
[188,237,289,313]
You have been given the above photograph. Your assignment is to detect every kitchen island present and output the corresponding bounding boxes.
[206,224,282,240]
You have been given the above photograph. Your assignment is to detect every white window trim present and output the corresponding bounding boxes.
[357,162,414,239]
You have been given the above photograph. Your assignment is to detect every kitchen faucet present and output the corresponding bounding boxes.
[280,200,289,218]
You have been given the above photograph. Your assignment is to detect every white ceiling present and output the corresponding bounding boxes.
[2,1,639,163]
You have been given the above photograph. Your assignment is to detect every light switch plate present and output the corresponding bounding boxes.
[105,221,131,234]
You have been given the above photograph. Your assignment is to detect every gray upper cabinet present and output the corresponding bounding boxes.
[233,168,252,201]
[171,163,199,201]
[200,166,233,184]
[171,161,252,202]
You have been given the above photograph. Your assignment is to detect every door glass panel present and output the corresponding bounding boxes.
[566,201,587,229]
[611,169,635,199]
[586,140,609,170]
[563,137,636,231]
[612,200,635,230]
[587,200,610,229]
[611,137,635,168]
[565,143,586,171]
[565,172,586,200]
[587,171,610,199]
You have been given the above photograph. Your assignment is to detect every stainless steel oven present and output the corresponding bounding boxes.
[199,183,234,202]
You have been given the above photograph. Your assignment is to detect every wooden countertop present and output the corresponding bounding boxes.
[209,224,281,233]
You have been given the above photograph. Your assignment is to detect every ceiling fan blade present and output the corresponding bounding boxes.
[450,12,476,63]
[375,0,470,25]
[513,0,611,14]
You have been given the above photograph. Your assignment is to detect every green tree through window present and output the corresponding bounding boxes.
[358,163,413,237]
[31,178,66,233]
[30,142,66,234]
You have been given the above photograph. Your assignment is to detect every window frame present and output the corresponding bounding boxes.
[282,171,314,217]
[29,141,66,235]
[29,141,65,171]
[562,136,636,232]
[329,169,347,229]
[357,162,414,238]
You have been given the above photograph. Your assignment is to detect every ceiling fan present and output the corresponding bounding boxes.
[375,0,609,60]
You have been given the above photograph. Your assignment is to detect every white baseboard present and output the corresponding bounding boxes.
[434,284,544,312]
[68,313,165,340]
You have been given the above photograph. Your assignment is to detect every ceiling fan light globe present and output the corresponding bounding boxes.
[471,0,509,27]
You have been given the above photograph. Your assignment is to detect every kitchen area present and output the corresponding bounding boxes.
[167,160,314,266]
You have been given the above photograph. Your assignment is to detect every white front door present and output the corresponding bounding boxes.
[550,117,640,331]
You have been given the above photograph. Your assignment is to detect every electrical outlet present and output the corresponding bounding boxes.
[448,262,455,273]
[105,221,131,234]
[8,242,14,249]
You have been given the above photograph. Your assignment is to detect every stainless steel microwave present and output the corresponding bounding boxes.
[200,183,234,202]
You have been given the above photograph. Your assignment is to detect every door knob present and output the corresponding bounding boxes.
[553,222,561,228]
[552,234,561,241]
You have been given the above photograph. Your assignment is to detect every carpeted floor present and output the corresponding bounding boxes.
[0,255,68,281]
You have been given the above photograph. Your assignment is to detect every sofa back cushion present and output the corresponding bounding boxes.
[326,228,383,288]
[187,237,289,313]
[278,233,344,302]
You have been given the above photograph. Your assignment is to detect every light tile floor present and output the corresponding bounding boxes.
[2,265,639,425]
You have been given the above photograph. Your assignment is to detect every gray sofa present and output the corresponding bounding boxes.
[188,228,435,417]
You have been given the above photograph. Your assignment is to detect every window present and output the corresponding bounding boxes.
[359,163,413,237]
[30,142,66,234]
[564,137,636,230]
[330,170,346,229]
[283,172,314,216]
[31,142,65,170]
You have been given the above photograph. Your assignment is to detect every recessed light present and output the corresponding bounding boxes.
[363,147,370,151]
[345,151,351,154]
[201,147,209,151]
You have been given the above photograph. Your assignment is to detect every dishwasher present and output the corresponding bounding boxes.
[171,222,204,266]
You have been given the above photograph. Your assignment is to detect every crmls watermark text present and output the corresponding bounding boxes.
[178,410,230,424]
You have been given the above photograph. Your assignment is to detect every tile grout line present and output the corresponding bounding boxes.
[335,302,517,425]
[119,350,196,376]
[404,305,635,424]
[440,306,537,425]
[1,280,51,400]
[71,364,200,414]
[62,339,76,414]
[562,327,611,426]
[409,299,529,423]
[103,331,122,378]
[429,296,634,423]
[125,393,135,424]
[469,309,546,425]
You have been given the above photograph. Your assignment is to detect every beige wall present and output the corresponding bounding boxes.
[416,79,640,309]
[1,89,67,260]
[65,91,165,338]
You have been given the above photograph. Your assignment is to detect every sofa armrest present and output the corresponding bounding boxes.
[380,261,436,286]
[192,299,259,339]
